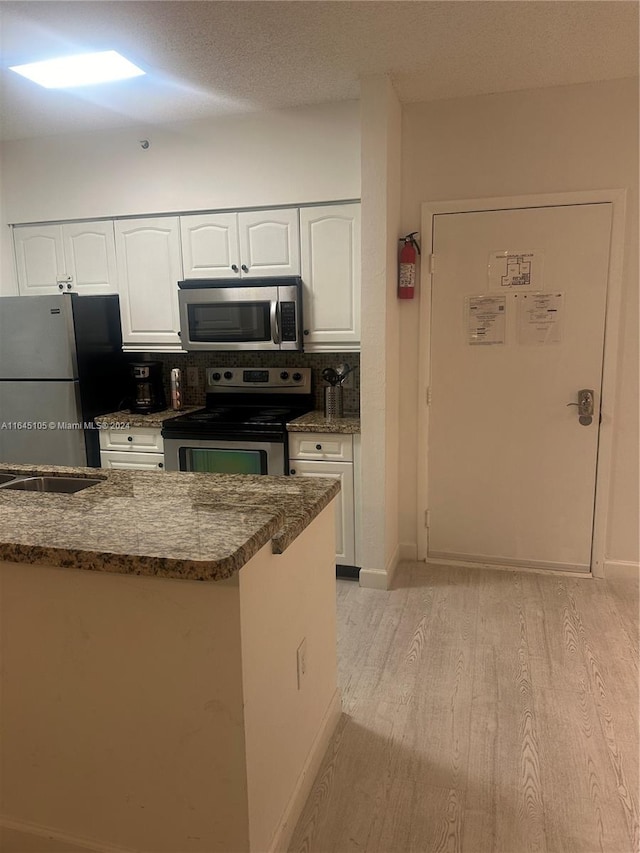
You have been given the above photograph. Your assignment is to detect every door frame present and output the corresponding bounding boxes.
[417,189,627,578]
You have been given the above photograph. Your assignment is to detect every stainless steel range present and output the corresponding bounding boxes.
[161,367,313,475]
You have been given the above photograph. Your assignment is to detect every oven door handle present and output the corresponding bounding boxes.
[271,301,281,345]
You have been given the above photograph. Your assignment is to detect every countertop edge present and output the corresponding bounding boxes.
[0,465,340,582]
[286,411,361,434]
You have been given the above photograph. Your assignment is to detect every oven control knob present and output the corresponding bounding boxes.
[280,371,289,381]
[292,372,302,382]
[211,372,221,382]
[223,371,233,380]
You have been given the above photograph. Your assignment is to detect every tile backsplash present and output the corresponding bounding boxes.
[135,351,360,414]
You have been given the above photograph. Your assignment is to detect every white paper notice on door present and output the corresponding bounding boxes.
[517,292,564,345]
[488,250,542,291]
[466,295,506,345]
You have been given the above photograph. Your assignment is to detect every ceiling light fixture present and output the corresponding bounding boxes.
[9,50,145,89]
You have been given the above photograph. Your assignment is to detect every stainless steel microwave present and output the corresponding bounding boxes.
[178,277,303,351]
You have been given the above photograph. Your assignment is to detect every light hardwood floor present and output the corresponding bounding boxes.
[288,562,639,853]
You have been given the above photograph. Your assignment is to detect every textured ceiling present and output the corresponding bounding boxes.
[1,1,638,142]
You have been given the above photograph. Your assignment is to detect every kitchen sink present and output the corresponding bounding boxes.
[0,476,103,493]
[0,474,17,484]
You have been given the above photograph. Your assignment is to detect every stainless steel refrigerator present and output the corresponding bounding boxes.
[0,294,127,467]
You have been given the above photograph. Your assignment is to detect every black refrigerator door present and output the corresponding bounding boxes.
[71,294,128,421]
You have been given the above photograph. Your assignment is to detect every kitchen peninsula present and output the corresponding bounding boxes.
[0,465,341,853]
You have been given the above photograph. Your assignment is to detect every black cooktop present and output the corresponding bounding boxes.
[162,402,313,438]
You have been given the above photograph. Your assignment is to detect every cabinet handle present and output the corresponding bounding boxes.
[315,444,322,450]
[290,468,296,475]
[127,436,133,442]
[158,462,164,469]
[66,283,72,290]
[304,329,309,336]
[231,264,238,273]
[241,264,249,273]
[58,283,64,290]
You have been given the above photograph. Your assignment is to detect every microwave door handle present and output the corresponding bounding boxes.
[271,301,281,345]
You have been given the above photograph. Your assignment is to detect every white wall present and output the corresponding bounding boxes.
[359,77,402,587]
[0,146,16,296]
[400,77,639,565]
[0,100,360,293]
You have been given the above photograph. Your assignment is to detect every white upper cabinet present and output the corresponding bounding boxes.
[237,209,300,278]
[180,208,299,279]
[300,203,361,351]
[115,217,183,351]
[14,221,117,296]
[180,213,240,279]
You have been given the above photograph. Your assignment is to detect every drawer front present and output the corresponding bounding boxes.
[288,432,353,462]
[99,427,164,453]
[100,450,165,471]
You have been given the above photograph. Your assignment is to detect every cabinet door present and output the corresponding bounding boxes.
[237,209,300,277]
[115,218,183,350]
[288,459,355,565]
[63,221,118,294]
[180,213,240,279]
[100,450,165,471]
[14,225,65,295]
[300,203,361,351]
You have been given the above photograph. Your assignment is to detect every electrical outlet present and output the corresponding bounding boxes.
[296,638,307,689]
[187,367,199,388]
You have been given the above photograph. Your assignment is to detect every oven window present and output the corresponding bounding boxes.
[181,447,267,474]
[187,302,271,343]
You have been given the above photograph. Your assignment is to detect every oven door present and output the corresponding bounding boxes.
[164,437,285,475]
[179,286,281,351]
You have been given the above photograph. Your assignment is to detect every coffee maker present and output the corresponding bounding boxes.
[129,362,166,414]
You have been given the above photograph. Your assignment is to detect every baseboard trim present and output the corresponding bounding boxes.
[358,567,389,589]
[604,560,640,580]
[359,544,399,590]
[267,687,342,853]
[0,816,135,853]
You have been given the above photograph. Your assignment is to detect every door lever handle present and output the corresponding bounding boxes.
[567,389,595,425]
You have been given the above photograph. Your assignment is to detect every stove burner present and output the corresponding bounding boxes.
[247,414,277,423]
[245,408,290,423]
[188,408,232,422]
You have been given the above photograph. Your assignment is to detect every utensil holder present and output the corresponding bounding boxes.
[324,385,343,419]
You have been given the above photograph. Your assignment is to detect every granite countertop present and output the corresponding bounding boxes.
[94,407,201,429]
[287,410,361,434]
[0,464,339,583]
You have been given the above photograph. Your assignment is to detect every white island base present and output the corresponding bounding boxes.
[0,505,340,853]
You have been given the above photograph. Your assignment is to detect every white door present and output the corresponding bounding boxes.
[115,217,183,350]
[63,221,118,294]
[13,225,65,295]
[237,209,300,277]
[300,203,361,351]
[427,203,612,573]
[180,213,241,279]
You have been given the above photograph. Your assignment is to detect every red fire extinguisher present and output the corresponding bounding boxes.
[398,232,421,299]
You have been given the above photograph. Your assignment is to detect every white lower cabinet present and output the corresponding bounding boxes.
[99,427,165,471]
[288,432,358,566]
